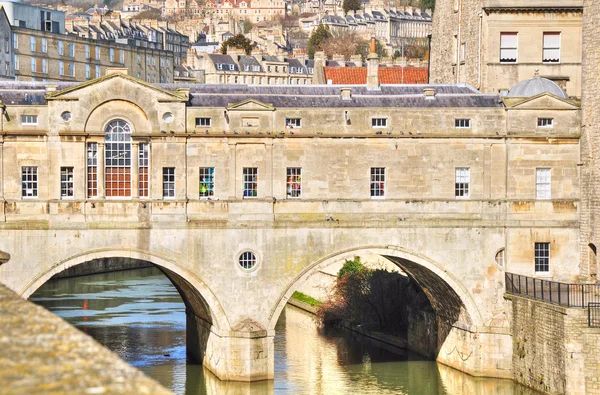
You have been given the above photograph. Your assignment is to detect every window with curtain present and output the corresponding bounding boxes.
[500,32,518,63]
[543,32,561,63]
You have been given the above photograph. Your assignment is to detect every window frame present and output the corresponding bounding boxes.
[371,118,388,128]
[199,167,215,198]
[21,166,38,199]
[535,242,550,273]
[370,167,386,199]
[536,168,551,200]
[195,117,211,127]
[86,142,98,198]
[285,118,302,128]
[162,167,176,199]
[455,119,471,129]
[21,115,38,125]
[542,32,561,64]
[139,143,150,198]
[286,167,302,199]
[242,167,258,198]
[500,32,518,64]
[537,118,554,128]
[60,167,74,199]
[455,167,470,199]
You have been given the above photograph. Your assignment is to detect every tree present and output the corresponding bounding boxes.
[321,31,361,60]
[420,0,435,11]
[243,19,254,34]
[307,24,332,59]
[220,34,254,55]
[342,0,361,13]
[338,256,364,279]
[355,38,388,60]
[132,9,163,21]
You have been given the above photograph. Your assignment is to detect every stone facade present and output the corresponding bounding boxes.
[0,72,583,381]
[508,295,600,394]
[430,0,583,97]
[581,0,600,281]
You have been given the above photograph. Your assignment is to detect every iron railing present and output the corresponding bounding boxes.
[505,272,600,308]
[589,303,600,328]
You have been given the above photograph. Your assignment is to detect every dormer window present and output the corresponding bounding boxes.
[229,64,234,71]
[217,64,223,70]
[537,118,553,128]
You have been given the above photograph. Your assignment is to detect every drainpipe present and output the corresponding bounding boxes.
[477,9,483,90]
[426,33,432,84]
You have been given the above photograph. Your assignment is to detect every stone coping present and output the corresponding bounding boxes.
[0,283,173,395]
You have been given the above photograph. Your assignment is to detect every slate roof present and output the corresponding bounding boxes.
[0,81,502,109]
[238,55,264,72]
[286,58,307,74]
[324,66,429,85]
[208,54,238,69]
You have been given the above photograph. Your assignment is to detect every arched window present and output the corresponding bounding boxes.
[495,248,505,267]
[590,243,597,279]
[104,120,132,197]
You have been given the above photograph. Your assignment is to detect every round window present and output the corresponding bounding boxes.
[162,112,174,124]
[61,111,72,122]
[239,251,257,270]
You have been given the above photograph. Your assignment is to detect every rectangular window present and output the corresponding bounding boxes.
[500,32,518,63]
[87,142,98,198]
[14,54,18,70]
[139,143,149,198]
[69,42,74,57]
[286,118,302,128]
[110,48,114,62]
[199,167,215,198]
[195,117,211,127]
[59,60,64,75]
[455,119,471,128]
[30,36,35,51]
[13,33,18,49]
[460,42,466,63]
[535,242,550,273]
[370,167,385,198]
[58,40,63,55]
[95,46,100,60]
[95,65,100,78]
[86,64,90,79]
[41,37,47,53]
[536,168,551,200]
[85,44,90,59]
[243,167,258,198]
[30,57,35,72]
[543,32,560,63]
[163,167,175,198]
[455,167,470,199]
[69,62,74,76]
[21,115,38,125]
[137,54,141,64]
[42,58,47,73]
[21,166,38,198]
[372,118,387,128]
[60,167,74,198]
[120,49,124,64]
[537,118,553,128]
[286,167,302,198]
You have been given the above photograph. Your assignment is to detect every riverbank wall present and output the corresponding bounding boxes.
[52,257,154,279]
[0,283,172,394]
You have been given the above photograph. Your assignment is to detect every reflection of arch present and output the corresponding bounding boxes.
[19,249,230,334]
[589,243,597,278]
[268,246,483,331]
[0,249,9,264]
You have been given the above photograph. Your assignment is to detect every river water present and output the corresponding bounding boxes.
[30,267,536,395]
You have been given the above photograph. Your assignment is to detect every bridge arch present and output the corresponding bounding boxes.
[20,248,231,334]
[268,245,484,332]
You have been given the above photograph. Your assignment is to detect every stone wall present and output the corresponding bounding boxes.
[0,283,172,394]
[508,294,600,394]
[52,257,153,279]
[581,0,600,280]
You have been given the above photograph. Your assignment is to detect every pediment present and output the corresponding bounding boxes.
[45,72,187,103]
[503,93,580,110]
[227,98,275,111]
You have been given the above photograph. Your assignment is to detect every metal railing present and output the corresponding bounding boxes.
[505,272,600,308]
[589,303,600,328]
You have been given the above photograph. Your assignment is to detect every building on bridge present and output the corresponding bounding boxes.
[0,62,583,383]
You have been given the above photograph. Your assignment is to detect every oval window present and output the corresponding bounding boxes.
[239,251,257,270]
[61,111,72,122]
[162,112,174,124]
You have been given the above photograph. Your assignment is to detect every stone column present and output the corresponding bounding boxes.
[131,142,139,198]
[97,142,105,198]
[228,141,237,199]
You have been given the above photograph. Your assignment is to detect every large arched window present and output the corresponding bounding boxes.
[104,120,132,197]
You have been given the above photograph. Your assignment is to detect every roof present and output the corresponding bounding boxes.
[0,81,502,109]
[324,66,429,85]
[507,76,568,98]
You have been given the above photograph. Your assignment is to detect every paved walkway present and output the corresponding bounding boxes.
[0,284,173,395]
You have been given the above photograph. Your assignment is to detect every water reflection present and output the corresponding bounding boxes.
[31,267,536,395]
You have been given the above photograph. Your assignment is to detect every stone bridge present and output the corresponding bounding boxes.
[0,73,583,381]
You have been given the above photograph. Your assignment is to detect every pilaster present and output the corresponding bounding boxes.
[131,142,139,198]
[97,142,105,198]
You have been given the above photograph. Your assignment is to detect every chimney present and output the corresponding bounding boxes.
[106,67,128,76]
[350,54,362,64]
[366,37,379,90]
[332,54,345,67]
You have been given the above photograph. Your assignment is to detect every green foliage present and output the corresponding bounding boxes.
[221,34,254,55]
[292,291,323,307]
[342,0,361,13]
[355,39,388,60]
[243,19,254,34]
[337,256,364,279]
[307,24,332,59]
[132,9,163,21]
[420,0,435,11]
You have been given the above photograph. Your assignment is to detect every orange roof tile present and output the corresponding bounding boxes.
[323,66,428,85]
